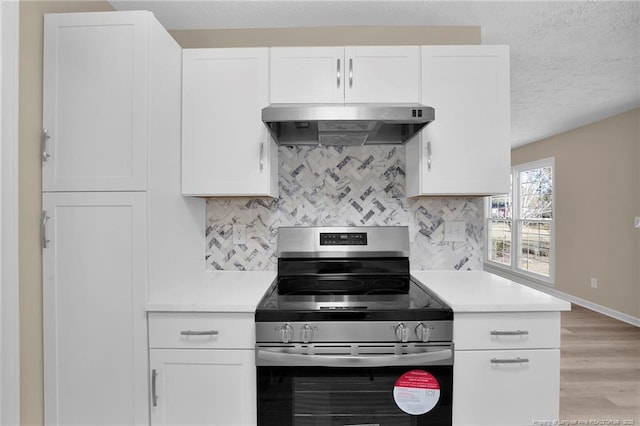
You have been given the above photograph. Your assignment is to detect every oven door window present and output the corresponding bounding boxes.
[257,366,452,426]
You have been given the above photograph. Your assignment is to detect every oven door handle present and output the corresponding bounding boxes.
[256,348,453,367]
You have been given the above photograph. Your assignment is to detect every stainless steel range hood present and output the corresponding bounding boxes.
[262,104,434,146]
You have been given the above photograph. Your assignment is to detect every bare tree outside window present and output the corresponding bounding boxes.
[488,179,512,266]
[519,166,552,276]
[487,159,554,282]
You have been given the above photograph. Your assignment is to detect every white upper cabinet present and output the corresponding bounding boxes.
[181,48,278,197]
[270,47,344,103]
[270,46,421,104]
[43,11,150,192]
[344,46,421,103]
[406,45,511,196]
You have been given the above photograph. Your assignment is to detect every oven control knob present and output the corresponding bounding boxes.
[415,323,432,343]
[395,323,409,343]
[279,323,294,343]
[301,323,313,343]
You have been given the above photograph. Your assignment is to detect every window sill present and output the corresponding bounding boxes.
[484,262,555,288]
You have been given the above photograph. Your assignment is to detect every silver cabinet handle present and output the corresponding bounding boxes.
[427,141,432,171]
[42,128,51,162]
[259,142,264,171]
[42,211,50,249]
[336,58,341,88]
[151,369,158,407]
[490,357,530,364]
[180,330,219,336]
[490,330,530,336]
[348,58,353,88]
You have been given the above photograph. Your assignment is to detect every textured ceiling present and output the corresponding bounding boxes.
[109,0,640,148]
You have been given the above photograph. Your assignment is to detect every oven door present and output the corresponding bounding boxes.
[256,343,453,426]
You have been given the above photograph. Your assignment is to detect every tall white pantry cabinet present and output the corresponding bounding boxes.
[41,11,204,425]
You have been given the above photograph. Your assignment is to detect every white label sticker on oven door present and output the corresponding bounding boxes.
[393,370,440,415]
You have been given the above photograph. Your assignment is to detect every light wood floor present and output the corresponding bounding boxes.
[560,304,640,424]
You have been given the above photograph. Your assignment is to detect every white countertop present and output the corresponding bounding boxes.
[147,269,570,314]
[412,270,571,313]
[146,271,276,313]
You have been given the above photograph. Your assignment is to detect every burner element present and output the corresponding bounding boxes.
[277,277,366,295]
[373,278,407,289]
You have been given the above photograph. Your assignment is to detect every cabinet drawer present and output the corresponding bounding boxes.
[454,312,560,350]
[148,313,254,349]
[453,349,560,426]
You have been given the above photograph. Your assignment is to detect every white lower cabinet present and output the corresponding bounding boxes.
[148,313,257,426]
[42,192,148,425]
[454,349,560,426]
[149,350,255,426]
[452,312,562,426]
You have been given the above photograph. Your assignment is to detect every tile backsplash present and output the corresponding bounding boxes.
[206,145,484,271]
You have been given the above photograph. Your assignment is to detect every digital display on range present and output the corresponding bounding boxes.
[320,232,368,246]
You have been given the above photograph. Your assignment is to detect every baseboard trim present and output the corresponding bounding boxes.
[485,266,640,328]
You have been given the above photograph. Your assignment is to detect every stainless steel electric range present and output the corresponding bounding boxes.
[255,226,454,426]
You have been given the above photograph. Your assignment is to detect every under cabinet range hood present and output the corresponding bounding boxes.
[262,104,434,146]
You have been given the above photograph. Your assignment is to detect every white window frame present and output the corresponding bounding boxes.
[485,157,556,286]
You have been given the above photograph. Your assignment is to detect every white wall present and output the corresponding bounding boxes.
[1,0,20,424]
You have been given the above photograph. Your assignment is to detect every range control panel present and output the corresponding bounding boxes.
[320,232,368,246]
[255,320,453,344]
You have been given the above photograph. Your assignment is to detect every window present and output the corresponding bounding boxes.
[486,158,555,284]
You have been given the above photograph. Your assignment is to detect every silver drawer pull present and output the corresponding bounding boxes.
[490,330,529,336]
[491,357,530,364]
[180,330,219,336]
[42,128,51,162]
[259,142,264,171]
[348,58,353,88]
[42,211,51,249]
[151,369,158,407]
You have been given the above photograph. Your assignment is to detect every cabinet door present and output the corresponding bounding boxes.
[270,47,345,103]
[182,48,277,197]
[406,46,510,196]
[150,349,256,426]
[43,12,149,191]
[345,46,421,103]
[42,192,148,426]
[453,349,560,426]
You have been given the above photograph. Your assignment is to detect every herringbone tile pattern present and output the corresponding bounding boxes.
[206,145,484,271]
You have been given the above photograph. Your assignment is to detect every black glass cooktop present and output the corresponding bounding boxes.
[255,277,452,322]
[255,256,452,322]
